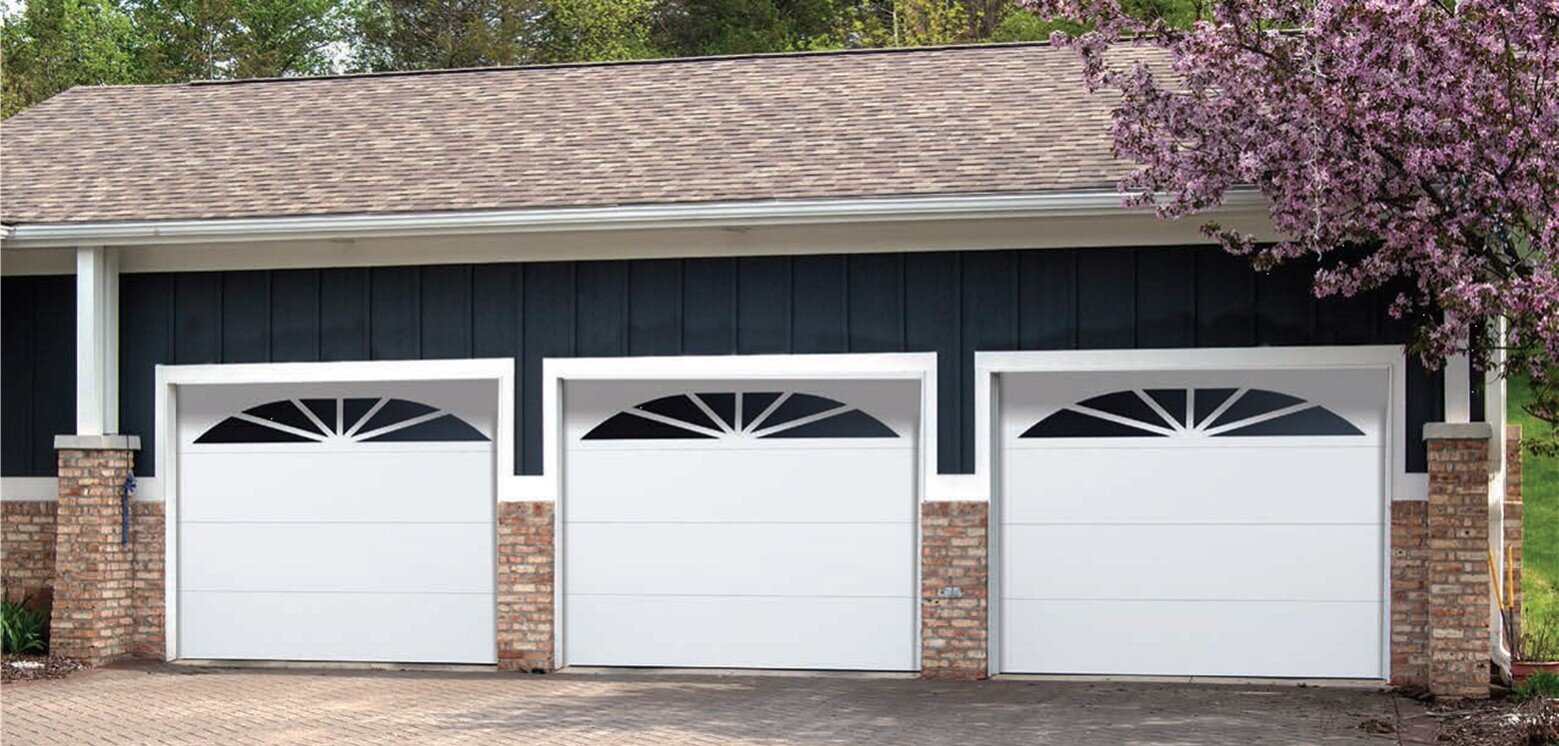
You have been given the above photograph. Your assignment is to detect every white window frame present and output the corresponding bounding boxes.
[540,352,938,670]
[154,358,515,662]
[974,344,1406,680]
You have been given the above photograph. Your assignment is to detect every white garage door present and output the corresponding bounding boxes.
[563,379,918,671]
[999,367,1387,678]
[176,381,496,664]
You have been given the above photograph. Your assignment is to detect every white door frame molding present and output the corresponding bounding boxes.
[154,358,515,661]
[541,352,938,670]
[974,344,1406,678]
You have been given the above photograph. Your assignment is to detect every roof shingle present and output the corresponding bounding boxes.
[0,43,1129,225]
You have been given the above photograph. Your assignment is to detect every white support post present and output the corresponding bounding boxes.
[74,245,119,436]
[1444,352,1472,424]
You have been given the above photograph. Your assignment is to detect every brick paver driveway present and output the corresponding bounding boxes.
[2,665,1416,745]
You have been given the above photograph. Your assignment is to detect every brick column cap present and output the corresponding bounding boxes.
[54,434,141,451]
[1423,422,1493,441]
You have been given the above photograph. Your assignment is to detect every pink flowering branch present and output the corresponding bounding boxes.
[1027,0,1559,425]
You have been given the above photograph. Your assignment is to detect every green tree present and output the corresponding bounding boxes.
[1,0,139,117]
[351,0,539,71]
[126,0,350,81]
[655,0,844,56]
[533,0,658,63]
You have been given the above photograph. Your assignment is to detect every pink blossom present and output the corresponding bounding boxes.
[1028,0,1559,376]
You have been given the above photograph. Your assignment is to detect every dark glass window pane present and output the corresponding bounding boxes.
[242,400,324,435]
[1214,406,1363,436]
[363,414,489,442]
[763,409,897,439]
[1021,409,1167,438]
[740,392,783,429]
[196,418,317,444]
[583,412,716,440]
[1144,389,1187,425]
[1192,388,1238,427]
[696,393,737,430]
[358,398,437,433]
[342,398,380,433]
[1076,391,1167,428]
[300,399,338,435]
[759,393,844,428]
[635,394,718,430]
[1206,389,1306,428]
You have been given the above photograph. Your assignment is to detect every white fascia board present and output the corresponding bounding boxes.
[0,189,1269,249]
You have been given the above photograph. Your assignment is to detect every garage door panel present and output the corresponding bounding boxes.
[567,448,913,523]
[1001,524,1381,602]
[565,522,912,597]
[179,591,495,664]
[180,522,493,594]
[179,450,492,523]
[1001,447,1383,524]
[565,595,915,670]
[1001,598,1382,678]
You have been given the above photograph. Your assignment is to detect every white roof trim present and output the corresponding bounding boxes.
[0,189,1268,249]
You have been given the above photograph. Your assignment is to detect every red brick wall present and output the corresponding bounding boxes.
[1425,433,1493,699]
[920,501,987,680]
[497,501,553,672]
[50,447,138,665]
[1390,500,1429,687]
[131,502,165,659]
[1,501,58,604]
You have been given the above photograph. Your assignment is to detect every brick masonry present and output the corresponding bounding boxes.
[50,447,139,665]
[920,501,987,680]
[1390,500,1430,688]
[1424,432,1493,699]
[497,501,554,672]
[1,501,58,605]
[131,501,166,659]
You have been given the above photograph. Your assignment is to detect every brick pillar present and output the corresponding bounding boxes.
[49,435,140,666]
[1423,423,1494,699]
[1390,500,1430,688]
[1503,425,1523,632]
[920,501,987,680]
[497,501,553,672]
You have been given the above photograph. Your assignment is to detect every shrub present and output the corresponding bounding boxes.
[1,596,47,654]
[1513,670,1559,702]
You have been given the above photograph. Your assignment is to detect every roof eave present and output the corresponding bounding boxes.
[0,189,1269,250]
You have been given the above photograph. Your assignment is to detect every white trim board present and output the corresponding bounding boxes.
[0,190,1270,250]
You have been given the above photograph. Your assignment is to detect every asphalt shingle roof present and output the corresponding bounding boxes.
[0,43,1128,225]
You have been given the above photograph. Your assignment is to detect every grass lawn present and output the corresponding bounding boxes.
[1509,375,1558,655]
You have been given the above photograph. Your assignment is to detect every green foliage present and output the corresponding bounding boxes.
[351,0,537,71]
[1,596,48,655]
[534,0,658,62]
[125,0,351,81]
[1513,669,1559,702]
[1,0,139,117]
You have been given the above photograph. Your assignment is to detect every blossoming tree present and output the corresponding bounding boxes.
[1031,0,1559,440]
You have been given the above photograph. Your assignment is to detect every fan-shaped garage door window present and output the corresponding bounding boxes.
[1020,387,1363,438]
[195,398,488,444]
[584,392,897,441]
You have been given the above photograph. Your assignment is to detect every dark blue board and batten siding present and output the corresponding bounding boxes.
[3,246,1443,478]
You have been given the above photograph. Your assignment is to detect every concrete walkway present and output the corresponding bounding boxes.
[2,665,1417,745]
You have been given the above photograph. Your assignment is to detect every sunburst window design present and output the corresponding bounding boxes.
[583,392,898,441]
[1020,387,1363,439]
[195,398,488,444]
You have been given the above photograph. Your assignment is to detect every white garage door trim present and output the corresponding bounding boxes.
[542,353,939,670]
[973,345,1406,679]
[154,358,516,662]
